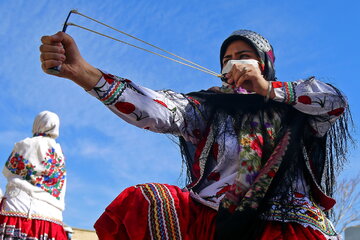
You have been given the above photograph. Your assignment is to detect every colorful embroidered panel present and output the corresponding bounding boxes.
[99,80,126,105]
[137,183,182,240]
[267,194,337,236]
[5,148,66,199]
[272,81,297,104]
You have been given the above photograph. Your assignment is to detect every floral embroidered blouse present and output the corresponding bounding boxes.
[88,72,346,238]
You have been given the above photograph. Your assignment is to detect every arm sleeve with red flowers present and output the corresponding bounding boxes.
[271,77,347,136]
[87,71,208,142]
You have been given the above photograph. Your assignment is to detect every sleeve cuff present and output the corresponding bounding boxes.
[272,81,297,104]
[86,70,111,98]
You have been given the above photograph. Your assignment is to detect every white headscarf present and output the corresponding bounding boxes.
[32,111,60,138]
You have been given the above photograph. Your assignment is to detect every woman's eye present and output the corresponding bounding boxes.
[239,55,250,59]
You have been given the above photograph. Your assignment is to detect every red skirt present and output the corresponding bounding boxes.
[94,183,332,240]
[0,215,67,240]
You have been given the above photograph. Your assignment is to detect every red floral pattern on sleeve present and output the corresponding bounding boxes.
[103,73,115,84]
[153,99,168,108]
[115,102,136,114]
[327,107,344,116]
[271,79,348,137]
[271,81,284,88]
[297,95,312,104]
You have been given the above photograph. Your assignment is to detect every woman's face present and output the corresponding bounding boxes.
[222,40,260,67]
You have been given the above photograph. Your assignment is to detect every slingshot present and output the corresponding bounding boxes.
[49,10,222,79]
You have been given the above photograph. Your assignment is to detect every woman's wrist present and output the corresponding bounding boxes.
[71,63,102,91]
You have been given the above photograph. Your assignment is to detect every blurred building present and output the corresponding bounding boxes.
[345,225,360,240]
[63,225,98,240]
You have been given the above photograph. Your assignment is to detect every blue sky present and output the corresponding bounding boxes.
[0,0,359,231]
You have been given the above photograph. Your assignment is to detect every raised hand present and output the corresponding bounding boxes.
[40,32,101,90]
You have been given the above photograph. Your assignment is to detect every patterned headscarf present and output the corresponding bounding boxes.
[32,111,60,138]
[219,30,276,81]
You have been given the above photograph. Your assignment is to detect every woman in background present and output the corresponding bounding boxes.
[0,111,67,239]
